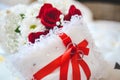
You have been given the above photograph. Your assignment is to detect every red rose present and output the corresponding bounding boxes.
[37,3,61,29]
[37,4,52,18]
[64,5,82,21]
[28,30,49,43]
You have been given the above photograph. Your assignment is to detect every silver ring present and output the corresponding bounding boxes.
[66,42,77,55]
[66,42,77,50]
[77,50,84,60]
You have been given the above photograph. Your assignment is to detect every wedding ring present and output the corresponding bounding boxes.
[77,50,84,60]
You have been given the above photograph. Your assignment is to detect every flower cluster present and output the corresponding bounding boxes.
[28,3,81,43]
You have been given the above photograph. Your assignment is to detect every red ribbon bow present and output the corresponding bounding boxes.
[33,33,91,80]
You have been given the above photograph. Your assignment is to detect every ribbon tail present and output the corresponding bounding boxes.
[78,58,91,80]
[33,56,62,80]
[71,53,81,80]
[60,58,70,80]
[60,48,72,80]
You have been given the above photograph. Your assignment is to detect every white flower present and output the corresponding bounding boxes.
[25,3,42,18]
[19,17,46,38]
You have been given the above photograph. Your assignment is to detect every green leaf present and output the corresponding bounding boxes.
[20,14,25,19]
[15,26,21,33]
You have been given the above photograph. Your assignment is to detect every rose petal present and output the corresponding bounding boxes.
[69,5,81,16]
[64,5,82,21]
[28,30,49,43]
[37,3,53,18]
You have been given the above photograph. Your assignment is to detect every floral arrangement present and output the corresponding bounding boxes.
[28,3,81,43]
[0,2,81,53]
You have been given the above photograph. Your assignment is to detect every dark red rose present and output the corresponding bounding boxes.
[64,5,82,21]
[37,4,52,18]
[28,30,49,43]
[37,3,61,29]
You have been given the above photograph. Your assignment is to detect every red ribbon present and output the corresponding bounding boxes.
[33,33,91,80]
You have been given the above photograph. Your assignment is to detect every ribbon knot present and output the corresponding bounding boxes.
[33,33,91,80]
